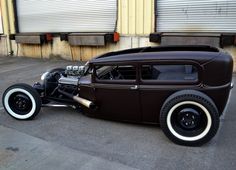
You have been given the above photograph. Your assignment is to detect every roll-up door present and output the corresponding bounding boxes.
[16,0,117,33]
[156,0,236,33]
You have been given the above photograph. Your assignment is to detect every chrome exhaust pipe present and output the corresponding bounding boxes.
[58,89,96,109]
[73,96,95,109]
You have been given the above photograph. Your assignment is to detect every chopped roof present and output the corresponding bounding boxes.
[90,45,221,64]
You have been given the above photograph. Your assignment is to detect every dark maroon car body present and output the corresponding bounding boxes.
[79,46,233,124]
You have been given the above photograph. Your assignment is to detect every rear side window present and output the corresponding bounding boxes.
[141,65,198,82]
[95,65,136,80]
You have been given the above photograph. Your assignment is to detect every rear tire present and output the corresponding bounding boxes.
[2,83,41,120]
[160,90,219,146]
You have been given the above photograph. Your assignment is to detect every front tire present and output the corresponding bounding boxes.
[2,83,41,120]
[160,90,219,146]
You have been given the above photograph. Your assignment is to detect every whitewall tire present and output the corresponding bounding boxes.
[2,84,41,120]
[160,90,219,146]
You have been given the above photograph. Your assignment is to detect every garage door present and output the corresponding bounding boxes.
[16,0,117,33]
[156,0,236,33]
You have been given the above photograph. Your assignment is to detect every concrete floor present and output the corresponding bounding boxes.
[0,56,235,170]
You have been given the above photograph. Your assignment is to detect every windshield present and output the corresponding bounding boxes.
[96,66,113,76]
[83,62,93,75]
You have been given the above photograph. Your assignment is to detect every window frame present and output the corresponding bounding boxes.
[93,62,138,85]
[138,60,202,85]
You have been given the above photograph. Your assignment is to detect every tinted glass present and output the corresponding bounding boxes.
[141,65,198,81]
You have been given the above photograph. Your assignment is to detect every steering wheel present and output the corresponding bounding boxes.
[108,70,124,80]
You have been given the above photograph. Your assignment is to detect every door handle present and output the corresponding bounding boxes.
[130,85,138,90]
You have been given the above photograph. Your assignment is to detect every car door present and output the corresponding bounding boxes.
[139,62,200,124]
[93,63,141,122]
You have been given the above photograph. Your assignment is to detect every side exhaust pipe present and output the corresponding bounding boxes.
[58,89,96,109]
[73,96,95,109]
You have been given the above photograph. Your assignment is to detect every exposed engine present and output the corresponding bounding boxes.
[34,64,95,109]
[58,65,85,86]
[65,65,85,77]
[36,65,86,104]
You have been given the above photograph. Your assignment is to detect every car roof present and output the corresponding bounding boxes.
[90,45,222,64]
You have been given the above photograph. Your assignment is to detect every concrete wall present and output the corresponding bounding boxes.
[224,46,236,71]
[0,0,235,71]
[11,36,157,61]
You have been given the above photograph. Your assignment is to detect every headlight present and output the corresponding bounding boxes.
[41,71,49,81]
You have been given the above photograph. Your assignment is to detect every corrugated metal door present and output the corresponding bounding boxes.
[16,0,117,33]
[156,0,236,33]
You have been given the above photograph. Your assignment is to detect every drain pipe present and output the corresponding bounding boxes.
[3,0,13,55]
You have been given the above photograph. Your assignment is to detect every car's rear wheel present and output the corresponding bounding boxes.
[2,83,41,120]
[160,90,219,146]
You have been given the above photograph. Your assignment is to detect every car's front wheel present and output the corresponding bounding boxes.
[2,83,41,120]
[160,90,219,146]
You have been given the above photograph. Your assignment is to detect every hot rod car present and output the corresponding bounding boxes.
[2,45,233,146]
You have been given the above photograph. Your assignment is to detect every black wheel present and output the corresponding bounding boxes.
[2,83,41,120]
[160,90,219,146]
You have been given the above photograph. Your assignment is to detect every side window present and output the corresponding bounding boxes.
[141,64,198,82]
[95,65,136,80]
